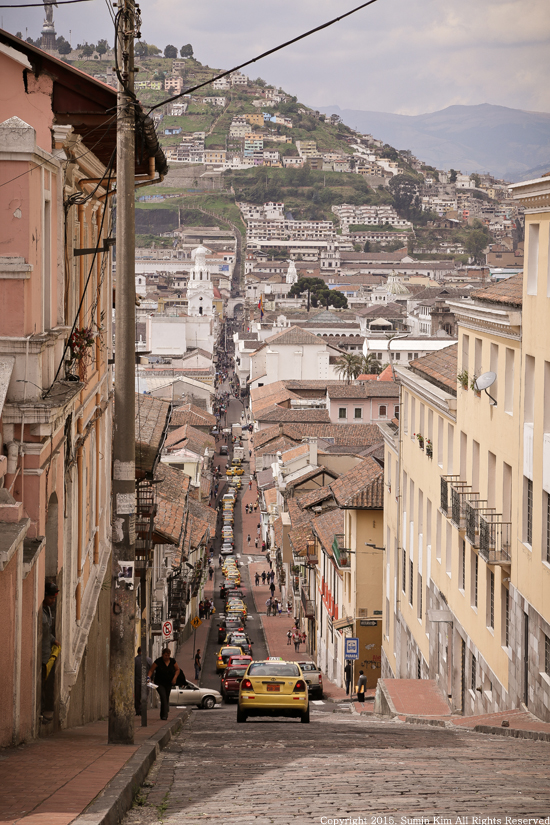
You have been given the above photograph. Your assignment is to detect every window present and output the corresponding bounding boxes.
[487,570,495,630]
[505,348,515,415]
[503,462,512,522]
[490,343,499,403]
[417,573,423,620]
[459,540,465,591]
[545,634,550,677]
[354,407,362,419]
[402,548,407,593]
[525,477,533,545]
[437,416,443,466]
[446,521,452,576]
[524,355,535,424]
[502,586,510,648]
[395,352,401,360]
[436,509,442,562]
[471,654,477,691]
[447,423,454,473]
[472,440,480,493]
[409,559,414,605]
[410,398,416,440]
[474,338,483,378]
[460,431,467,481]
[403,391,408,433]
[462,334,470,373]
[545,491,550,564]
[471,551,478,609]
[526,223,539,295]
[379,405,387,418]
[338,407,347,419]
[394,404,400,420]
[488,452,496,508]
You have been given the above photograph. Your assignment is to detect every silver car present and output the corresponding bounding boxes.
[169,680,222,709]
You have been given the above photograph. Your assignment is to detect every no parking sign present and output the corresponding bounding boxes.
[162,620,173,640]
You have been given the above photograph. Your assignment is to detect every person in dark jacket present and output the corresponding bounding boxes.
[134,646,153,715]
[148,648,180,720]
[357,669,367,702]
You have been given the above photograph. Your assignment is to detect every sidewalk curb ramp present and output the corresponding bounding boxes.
[72,711,189,825]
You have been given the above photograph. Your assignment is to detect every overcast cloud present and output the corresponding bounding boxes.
[2,0,549,115]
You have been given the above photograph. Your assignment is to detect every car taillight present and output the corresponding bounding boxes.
[294,680,306,692]
[242,679,253,690]
[318,675,323,683]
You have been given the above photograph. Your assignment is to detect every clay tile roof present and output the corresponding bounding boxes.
[252,422,383,449]
[263,325,342,349]
[298,486,334,509]
[327,380,398,399]
[165,424,215,456]
[330,457,384,509]
[281,443,310,463]
[357,301,405,318]
[284,465,338,489]
[135,393,171,474]
[263,487,278,507]
[289,521,315,557]
[312,508,345,554]
[409,343,458,394]
[257,407,331,424]
[154,498,186,546]
[287,497,316,528]
[273,515,283,549]
[155,464,190,502]
[254,435,299,457]
[471,272,523,308]
[171,403,216,428]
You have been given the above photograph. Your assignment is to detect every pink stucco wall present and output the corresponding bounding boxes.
[0,551,17,747]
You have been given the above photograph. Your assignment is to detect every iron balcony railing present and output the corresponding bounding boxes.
[450,484,474,530]
[301,585,315,619]
[465,498,493,547]
[135,480,156,559]
[332,534,351,569]
[479,513,512,565]
[440,475,462,516]
[151,600,163,630]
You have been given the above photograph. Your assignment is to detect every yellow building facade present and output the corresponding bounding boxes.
[381,184,550,720]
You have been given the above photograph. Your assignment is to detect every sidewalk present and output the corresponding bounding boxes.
[174,576,214,685]
[0,712,185,825]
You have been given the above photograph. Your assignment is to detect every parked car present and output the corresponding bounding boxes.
[220,666,249,702]
[169,680,222,709]
[297,661,323,698]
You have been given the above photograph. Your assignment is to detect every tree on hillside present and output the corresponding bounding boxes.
[57,37,71,54]
[80,44,94,57]
[164,44,177,58]
[389,174,420,219]
[449,169,458,183]
[135,41,148,57]
[147,44,161,55]
[96,38,109,59]
[180,43,193,58]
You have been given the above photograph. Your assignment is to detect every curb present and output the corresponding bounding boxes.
[72,711,189,825]
[473,723,550,742]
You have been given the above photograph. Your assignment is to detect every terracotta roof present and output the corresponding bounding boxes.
[281,442,310,463]
[154,498,186,546]
[256,468,275,490]
[135,394,171,474]
[327,380,398,399]
[273,515,283,549]
[252,422,384,449]
[409,343,458,394]
[312,508,344,555]
[330,457,384,509]
[256,406,331,424]
[165,424,215,456]
[471,272,523,308]
[356,302,406,319]
[252,387,298,417]
[250,380,289,402]
[287,497,319,528]
[289,521,315,557]
[170,403,216,428]
[298,486,334,510]
[254,435,298,458]
[263,487,278,507]
[262,325,342,350]
[155,464,191,502]
[285,465,338,490]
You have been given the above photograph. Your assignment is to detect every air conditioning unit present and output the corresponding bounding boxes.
[357,608,369,618]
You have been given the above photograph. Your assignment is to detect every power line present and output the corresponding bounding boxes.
[0,0,92,6]
[147,0,381,114]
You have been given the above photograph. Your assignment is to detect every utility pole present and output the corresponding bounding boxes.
[109,0,136,745]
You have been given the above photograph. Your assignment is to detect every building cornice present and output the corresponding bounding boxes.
[446,299,521,340]
[395,366,457,420]
[509,176,550,209]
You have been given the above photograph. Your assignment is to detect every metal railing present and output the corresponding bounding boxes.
[465,498,493,547]
[440,475,462,515]
[332,534,351,569]
[479,513,512,565]
[301,586,316,619]
[451,484,473,530]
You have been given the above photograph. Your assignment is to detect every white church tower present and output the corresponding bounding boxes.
[286,259,298,285]
[187,244,214,316]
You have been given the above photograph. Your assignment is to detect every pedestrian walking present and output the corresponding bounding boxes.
[254,538,258,549]
[198,600,204,619]
[194,649,202,681]
[249,480,252,491]
[247,534,251,546]
[269,581,275,598]
[287,601,292,617]
[287,630,292,645]
[253,502,258,512]
[265,597,272,615]
[300,630,307,648]
[218,554,222,567]
[134,646,153,716]
[356,670,367,702]
[262,541,266,552]
[148,647,180,721]
[209,566,214,581]
[261,571,267,584]
[293,631,300,652]
[278,602,283,617]
[255,572,260,586]
[344,661,352,696]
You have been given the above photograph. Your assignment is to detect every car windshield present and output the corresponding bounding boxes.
[225,668,247,678]
[299,663,316,672]
[222,647,241,656]
[248,662,301,677]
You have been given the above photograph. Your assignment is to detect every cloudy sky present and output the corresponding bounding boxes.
[3,0,550,115]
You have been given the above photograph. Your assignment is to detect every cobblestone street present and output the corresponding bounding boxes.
[122,705,550,825]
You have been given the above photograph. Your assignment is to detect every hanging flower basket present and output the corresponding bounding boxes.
[415,433,424,449]
[67,327,96,381]
[425,439,433,458]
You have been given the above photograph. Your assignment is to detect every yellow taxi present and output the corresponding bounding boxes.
[226,599,247,617]
[237,658,309,723]
[216,645,243,672]
[233,467,244,476]
[226,468,236,477]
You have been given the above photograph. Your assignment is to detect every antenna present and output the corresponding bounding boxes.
[474,371,497,406]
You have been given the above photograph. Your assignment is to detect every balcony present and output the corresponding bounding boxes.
[332,534,351,569]
[450,484,473,530]
[440,475,462,516]
[301,586,316,619]
[465,498,493,547]
[306,540,318,565]
[479,514,511,565]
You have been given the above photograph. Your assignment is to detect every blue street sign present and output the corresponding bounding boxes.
[344,637,359,660]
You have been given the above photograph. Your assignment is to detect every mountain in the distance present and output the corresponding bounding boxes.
[315,103,550,182]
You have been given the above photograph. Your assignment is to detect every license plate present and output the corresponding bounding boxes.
[266,685,280,692]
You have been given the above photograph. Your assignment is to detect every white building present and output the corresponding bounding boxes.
[187,244,214,317]
[249,326,343,388]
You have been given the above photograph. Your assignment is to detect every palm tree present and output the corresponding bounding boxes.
[359,353,382,376]
[335,353,362,384]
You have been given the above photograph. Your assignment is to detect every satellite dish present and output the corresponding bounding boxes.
[474,371,497,405]
[474,372,496,391]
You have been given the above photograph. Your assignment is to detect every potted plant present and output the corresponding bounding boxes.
[425,439,433,458]
[457,369,469,390]
[416,433,424,449]
[67,326,96,381]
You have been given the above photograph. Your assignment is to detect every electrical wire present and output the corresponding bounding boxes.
[147,0,381,114]
[0,0,91,5]
[44,150,115,397]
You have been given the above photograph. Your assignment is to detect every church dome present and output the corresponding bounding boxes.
[386,271,410,296]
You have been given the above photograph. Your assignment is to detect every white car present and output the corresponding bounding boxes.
[169,680,222,709]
